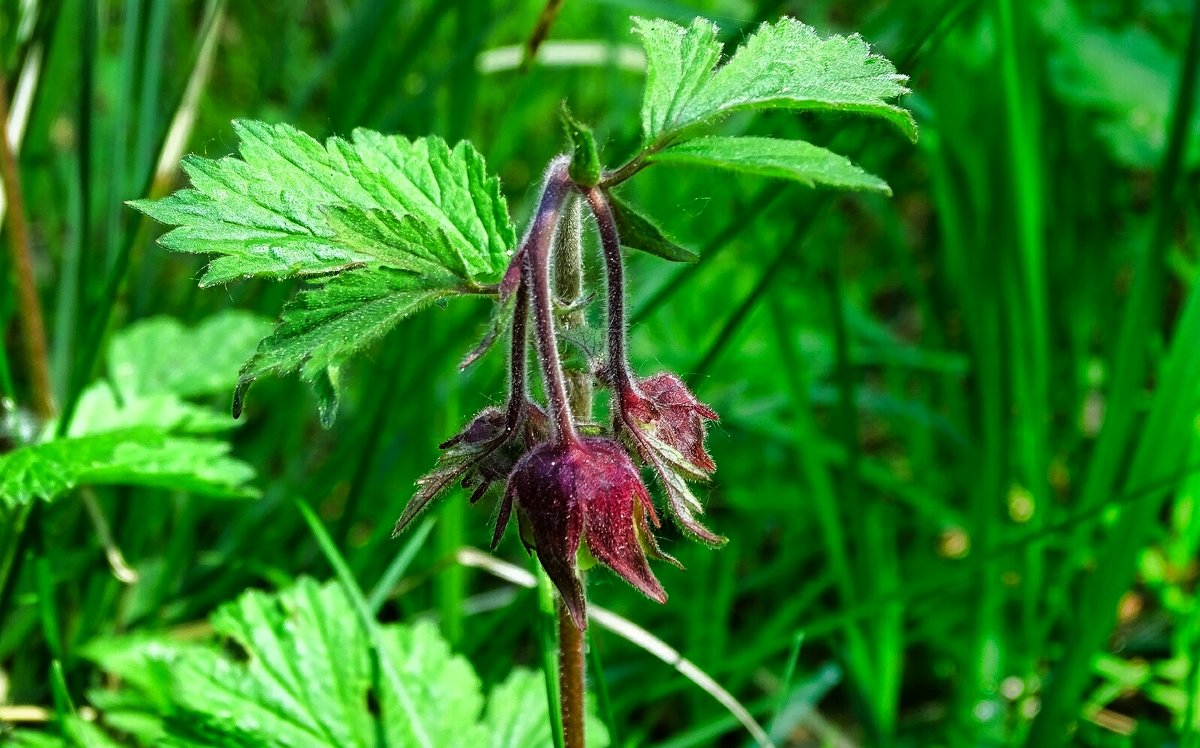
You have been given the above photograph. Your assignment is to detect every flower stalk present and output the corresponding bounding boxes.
[396,152,726,748]
[525,157,579,446]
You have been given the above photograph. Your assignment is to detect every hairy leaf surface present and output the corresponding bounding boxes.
[134,121,519,421]
[132,120,516,287]
[649,136,891,193]
[233,267,451,424]
[633,16,915,144]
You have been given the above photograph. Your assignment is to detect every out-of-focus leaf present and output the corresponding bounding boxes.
[108,311,272,399]
[0,315,261,508]
[81,578,610,747]
[0,428,257,508]
[1049,24,1196,167]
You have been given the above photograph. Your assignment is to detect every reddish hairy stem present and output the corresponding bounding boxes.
[504,275,531,430]
[558,598,586,748]
[525,157,579,444]
[583,187,637,394]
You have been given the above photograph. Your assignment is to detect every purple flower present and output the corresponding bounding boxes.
[616,372,726,546]
[494,436,675,629]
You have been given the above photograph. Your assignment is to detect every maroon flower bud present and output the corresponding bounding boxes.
[616,372,726,547]
[392,401,548,538]
[494,436,670,629]
[621,372,717,476]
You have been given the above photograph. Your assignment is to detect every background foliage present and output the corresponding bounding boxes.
[1,0,1198,745]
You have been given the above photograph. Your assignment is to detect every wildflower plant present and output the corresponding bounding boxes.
[132,14,914,747]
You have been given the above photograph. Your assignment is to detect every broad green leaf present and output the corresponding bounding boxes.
[108,311,272,399]
[0,428,257,508]
[233,267,450,425]
[132,120,517,287]
[649,136,891,193]
[608,193,698,262]
[1049,23,1197,168]
[0,315,260,508]
[69,383,231,436]
[81,578,609,748]
[632,16,915,145]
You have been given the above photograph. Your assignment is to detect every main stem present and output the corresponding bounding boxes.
[526,157,588,748]
[553,193,589,748]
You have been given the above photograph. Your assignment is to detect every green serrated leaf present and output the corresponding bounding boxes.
[132,120,517,287]
[0,428,257,508]
[632,16,916,145]
[233,267,448,422]
[608,193,698,262]
[649,136,891,193]
[81,578,609,748]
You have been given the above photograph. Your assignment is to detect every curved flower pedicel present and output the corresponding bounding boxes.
[392,261,548,537]
[585,186,727,546]
[490,159,675,628]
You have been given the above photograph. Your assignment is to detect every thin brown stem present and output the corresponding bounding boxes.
[520,0,566,73]
[504,275,531,430]
[525,157,579,444]
[0,73,53,420]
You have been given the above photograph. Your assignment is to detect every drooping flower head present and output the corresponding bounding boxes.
[496,435,673,629]
[615,372,726,546]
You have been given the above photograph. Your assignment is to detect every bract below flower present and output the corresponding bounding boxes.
[392,401,548,538]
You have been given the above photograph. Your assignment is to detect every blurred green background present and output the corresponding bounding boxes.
[2,0,1199,745]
